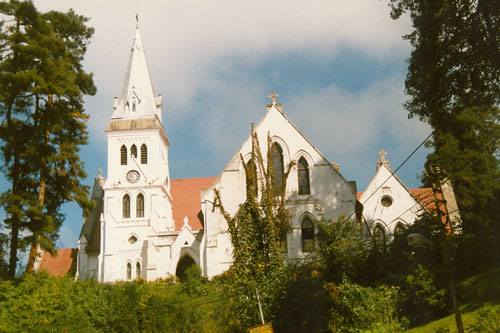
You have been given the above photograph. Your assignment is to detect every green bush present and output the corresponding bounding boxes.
[325,276,402,332]
[0,272,219,332]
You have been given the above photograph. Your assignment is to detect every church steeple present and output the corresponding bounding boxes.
[111,20,162,122]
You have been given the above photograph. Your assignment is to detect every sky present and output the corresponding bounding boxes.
[24,0,431,250]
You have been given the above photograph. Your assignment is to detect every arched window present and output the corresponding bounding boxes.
[270,143,284,191]
[123,194,130,219]
[136,262,141,279]
[136,193,144,218]
[394,223,406,237]
[245,159,258,197]
[131,144,137,158]
[373,225,386,251]
[126,262,132,280]
[298,157,310,195]
[120,145,127,165]
[141,144,147,164]
[301,217,314,252]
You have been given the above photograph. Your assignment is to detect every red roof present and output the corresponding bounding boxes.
[410,188,436,211]
[39,248,77,277]
[171,177,217,231]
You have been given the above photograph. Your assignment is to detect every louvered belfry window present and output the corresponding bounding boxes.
[121,145,127,165]
[141,144,147,164]
[131,144,137,158]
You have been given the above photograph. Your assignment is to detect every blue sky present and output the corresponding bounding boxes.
[14,1,431,251]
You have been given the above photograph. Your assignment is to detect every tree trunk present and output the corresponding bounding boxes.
[7,151,20,278]
[25,95,50,274]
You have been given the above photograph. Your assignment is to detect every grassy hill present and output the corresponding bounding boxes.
[408,267,500,332]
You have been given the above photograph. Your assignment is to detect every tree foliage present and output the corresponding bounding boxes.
[0,0,95,276]
[389,0,500,274]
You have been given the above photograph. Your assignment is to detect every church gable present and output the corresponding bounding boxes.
[359,150,432,238]
[200,93,357,277]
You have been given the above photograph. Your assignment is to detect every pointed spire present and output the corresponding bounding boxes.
[111,20,162,122]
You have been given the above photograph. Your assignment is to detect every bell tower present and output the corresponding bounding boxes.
[98,20,174,282]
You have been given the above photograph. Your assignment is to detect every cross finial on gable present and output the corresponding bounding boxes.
[378,149,387,161]
[268,91,279,105]
[377,149,390,170]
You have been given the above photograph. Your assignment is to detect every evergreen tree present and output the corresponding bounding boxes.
[0,0,95,276]
[389,0,500,273]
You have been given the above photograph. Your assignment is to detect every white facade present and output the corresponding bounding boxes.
[201,100,357,278]
[76,26,357,282]
[358,150,432,244]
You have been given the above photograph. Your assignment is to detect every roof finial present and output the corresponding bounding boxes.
[136,13,139,28]
[377,149,390,170]
[378,149,387,162]
[268,91,279,105]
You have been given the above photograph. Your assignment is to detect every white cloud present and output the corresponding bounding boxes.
[35,0,411,118]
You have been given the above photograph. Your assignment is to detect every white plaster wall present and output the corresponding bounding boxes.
[360,165,424,236]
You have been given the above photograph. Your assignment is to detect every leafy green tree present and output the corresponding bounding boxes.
[389,0,500,274]
[0,0,95,276]
[315,216,370,285]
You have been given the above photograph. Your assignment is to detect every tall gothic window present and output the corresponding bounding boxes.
[270,143,284,191]
[136,193,144,218]
[298,157,310,195]
[131,144,137,158]
[246,159,258,197]
[120,145,127,165]
[123,194,130,219]
[141,144,147,164]
[136,262,141,279]
[373,225,386,251]
[126,262,132,280]
[301,217,314,252]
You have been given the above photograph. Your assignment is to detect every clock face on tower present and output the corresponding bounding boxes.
[126,170,140,183]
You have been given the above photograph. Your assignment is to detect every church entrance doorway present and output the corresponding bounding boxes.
[175,255,196,282]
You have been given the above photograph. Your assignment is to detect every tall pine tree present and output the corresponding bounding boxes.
[0,0,95,276]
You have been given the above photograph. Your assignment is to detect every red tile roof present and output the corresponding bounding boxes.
[170,177,217,231]
[39,248,77,277]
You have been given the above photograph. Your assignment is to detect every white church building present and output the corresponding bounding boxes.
[37,25,440,281]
